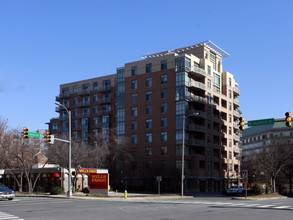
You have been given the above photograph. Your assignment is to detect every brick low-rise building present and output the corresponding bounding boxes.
[48,40,242,193]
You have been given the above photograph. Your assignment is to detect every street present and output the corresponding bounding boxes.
[1,196,293,220]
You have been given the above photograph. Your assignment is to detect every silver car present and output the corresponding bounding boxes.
[0,183,15,200]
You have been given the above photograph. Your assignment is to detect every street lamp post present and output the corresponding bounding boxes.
[181,112,199,197]
[55,103,72,197]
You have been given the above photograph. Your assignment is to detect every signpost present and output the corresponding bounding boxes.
[27,132,41,138]
[242,170,248,198]
[247,118,274,127]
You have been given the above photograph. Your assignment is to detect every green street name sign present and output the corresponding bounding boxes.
[248,118,275,127]
[27,132,41,138]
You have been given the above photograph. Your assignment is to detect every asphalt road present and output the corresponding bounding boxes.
[1,196,293,220]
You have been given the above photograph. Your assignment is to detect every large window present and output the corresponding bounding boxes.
[131,121,137,130]
[146,63,152,73]
[213,72,221,93]
[161,103,167,113]
[146,133,152,143]
[161,89,167,99]
[146,91,152,101]
[131,134,137,144]
[146,77,152,88]
[131,94,137,104]
[131,80,137,90]
[146,147,152,156]
[93,82,98,91]
[176,101,185,115]
[131,66,137,76]
[131,107,138,117]
[161,74,167,85]
[146,105,152,115]
[161,117,167,128]
[161,60,167,70]
[161,132,167,142]
[146,119,152,129]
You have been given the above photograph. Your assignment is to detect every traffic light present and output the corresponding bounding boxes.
[23,127,28,139]
[285,112,291,127]
[46,132,51,143]
[239,117,245,131]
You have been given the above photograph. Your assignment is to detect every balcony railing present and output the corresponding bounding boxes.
[186,110,206,118]
[233,87,240,96]
[78,101,91,107]
[189,66,207,77]
[233,110,240,118]
[233,98,240,107]
[78,89,91,96]
[99,85,112,92]
[185,139,205,147]
[99,98,112,104]
[186,124,206,132]
[188,81,206,90]
[187,95,206,104]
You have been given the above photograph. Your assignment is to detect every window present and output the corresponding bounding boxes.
[176,116,183,130]
[146,77,152,88]
[229,114,232,123]
[229,127,232,135]
[73,97,78,105]
[131,121,137,130]
[103,79,111,90]
[131,94,137,104]
[131,134,138,144]
[207,120,211,129]
[73,131,78,139]
[161,89,167,99]
[229,90,232,99]
[207,93,211,103]
[176,101,185,115]
[131,80,137,89]
[213,72,220,93]
[93,118,98,125]
[161,132,167,142]
[146,91,152,101]
[161,74,167,85]
[52,123,58,130]
[73,86,78,94]
[207,134,211,143]
[207,79,211,89]
[93,94,98,102]
[207,65,211,75]
[146,105,152,115]
[146,63,152,73]
[73,109,78,117]
[146,119,152,129]
[146,133,152,143]
[161,118,167,128]
[146,147,152,156]
[93,106,98,114]
[117,122,125,135]
[210,52,216,70]
[229,77,232,86]
[176,160,182,170]
[131,107,137,116]
[93,82,98,91]
[229,102,232,111]
[131,66,137,76]
[161,60,167,70]
[161,146,167,155]
[82,83,90,92]
[161,103,167,113]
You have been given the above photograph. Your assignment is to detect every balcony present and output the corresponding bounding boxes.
[99,98,112,104]
[78,113,91,118]
[99,85,112,92]
[186,124,206,132]
[78,89,91,96]
[78,101,91,107]
[185,139,205,147]
[55,103,71,112]
[56,93,71,102]
[186,110,206,119]
[189,66,206,78]
[234,146,241,154]
[233,86,240,96]
[188,81,206,91]
[234,135,241,142]
[98,110,111,116]
[233,110,240,118]
[187,94,206,104]
[233,98,240,107]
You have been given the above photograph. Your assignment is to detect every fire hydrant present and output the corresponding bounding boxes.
[124,190,127,199]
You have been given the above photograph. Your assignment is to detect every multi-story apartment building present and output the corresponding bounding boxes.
[49,40,241,193]
[241,120,293,184]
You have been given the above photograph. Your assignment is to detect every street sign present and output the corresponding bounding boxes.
[27,132,40,138]
[247,118,275,127]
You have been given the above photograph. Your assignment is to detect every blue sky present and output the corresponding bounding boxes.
[1,0,292,132]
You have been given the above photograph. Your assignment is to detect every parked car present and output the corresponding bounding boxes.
[0,183,15,200]
[226,185,244,194]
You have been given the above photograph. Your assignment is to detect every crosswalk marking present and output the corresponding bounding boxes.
[0,211,23,220]
[129,199,293,210]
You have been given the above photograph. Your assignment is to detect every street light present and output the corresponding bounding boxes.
[55,102,72,197]
[181,112,199,197]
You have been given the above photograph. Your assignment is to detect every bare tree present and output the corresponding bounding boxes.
[251,142,293,193]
